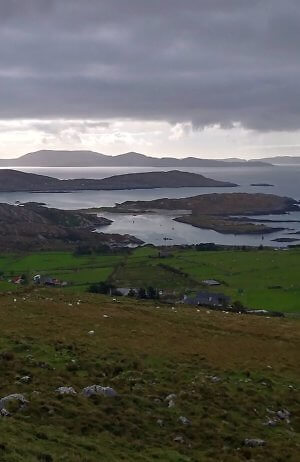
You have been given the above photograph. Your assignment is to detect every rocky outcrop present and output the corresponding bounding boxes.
[0,202,142,250]
[0,202,111,228]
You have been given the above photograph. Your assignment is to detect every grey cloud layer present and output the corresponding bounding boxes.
[0,0,299,130]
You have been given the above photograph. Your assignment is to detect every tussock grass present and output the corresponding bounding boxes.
[0,289,299,461]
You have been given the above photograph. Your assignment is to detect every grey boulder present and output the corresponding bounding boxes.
[178,416,191,425]
[243,438,266,447]
[82,385,118,398]
[277,409,291,421]
[56,386,77,395]
[0,393,28,415]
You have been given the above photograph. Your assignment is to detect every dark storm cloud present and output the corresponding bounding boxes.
[0,0,299,130]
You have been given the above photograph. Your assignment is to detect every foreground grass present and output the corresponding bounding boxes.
[0,288,299,461]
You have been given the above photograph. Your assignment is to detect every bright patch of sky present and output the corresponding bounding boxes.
[1,119,300,159]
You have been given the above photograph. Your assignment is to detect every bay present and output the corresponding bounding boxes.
[0,165,299,247]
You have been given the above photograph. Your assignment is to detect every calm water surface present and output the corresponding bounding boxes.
[0,166,299,247]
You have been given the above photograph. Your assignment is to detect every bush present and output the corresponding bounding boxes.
[137,288,147,299]
[74,245,92,256]
[195,243,221,251]
[147,286,159,299]
[127,288,136,297]
[88,282,116,295]
[232,300,245,312]
[94,244,111,254]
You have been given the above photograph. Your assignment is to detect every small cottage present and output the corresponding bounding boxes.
[12,276,24,285]
[116,288,138,296]
[202,279,221,286]
[183,292,230,308]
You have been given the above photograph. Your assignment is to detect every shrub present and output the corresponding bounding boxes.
[88,282,116,295]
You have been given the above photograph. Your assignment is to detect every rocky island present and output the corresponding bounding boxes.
[102,193,298,235]
[0,169,238,192]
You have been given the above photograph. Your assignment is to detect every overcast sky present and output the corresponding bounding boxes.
[0,0,300,158]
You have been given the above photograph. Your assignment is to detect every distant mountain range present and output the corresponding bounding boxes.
[258,156,300,165]
[0,169,237,192]
[0,150,273,167]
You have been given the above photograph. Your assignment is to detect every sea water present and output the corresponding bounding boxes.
[0,165,299,246]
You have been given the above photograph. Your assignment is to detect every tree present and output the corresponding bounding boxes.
[21,273,29,285]
[232,300,245,312]
[127,288,136,297]
[74,245,92,256]
[94,244,110,254]
[137,288,147,299]
[147,286,158,299]
[88,282,115,295]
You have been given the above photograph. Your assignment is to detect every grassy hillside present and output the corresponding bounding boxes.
[0,289,299,461]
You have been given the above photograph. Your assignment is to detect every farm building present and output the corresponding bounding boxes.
[116,288,138,296]
[12,276,24,285]
[183,292,230,308]
[33,275,67,287]
[202,279,221,286]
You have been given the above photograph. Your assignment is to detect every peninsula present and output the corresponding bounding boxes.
[0,169,237,192]
[102,193,298,235]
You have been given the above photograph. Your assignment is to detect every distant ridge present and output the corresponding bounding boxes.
[0,150,273,167]
[258,156,300,165]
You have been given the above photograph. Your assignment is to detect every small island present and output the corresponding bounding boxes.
[174,215,284,234]
[250,183,274,187]
[272,237,300,243]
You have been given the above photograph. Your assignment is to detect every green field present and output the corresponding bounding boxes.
[0,247,300,312]
[0,252,124,292]
[111,247,300,313]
